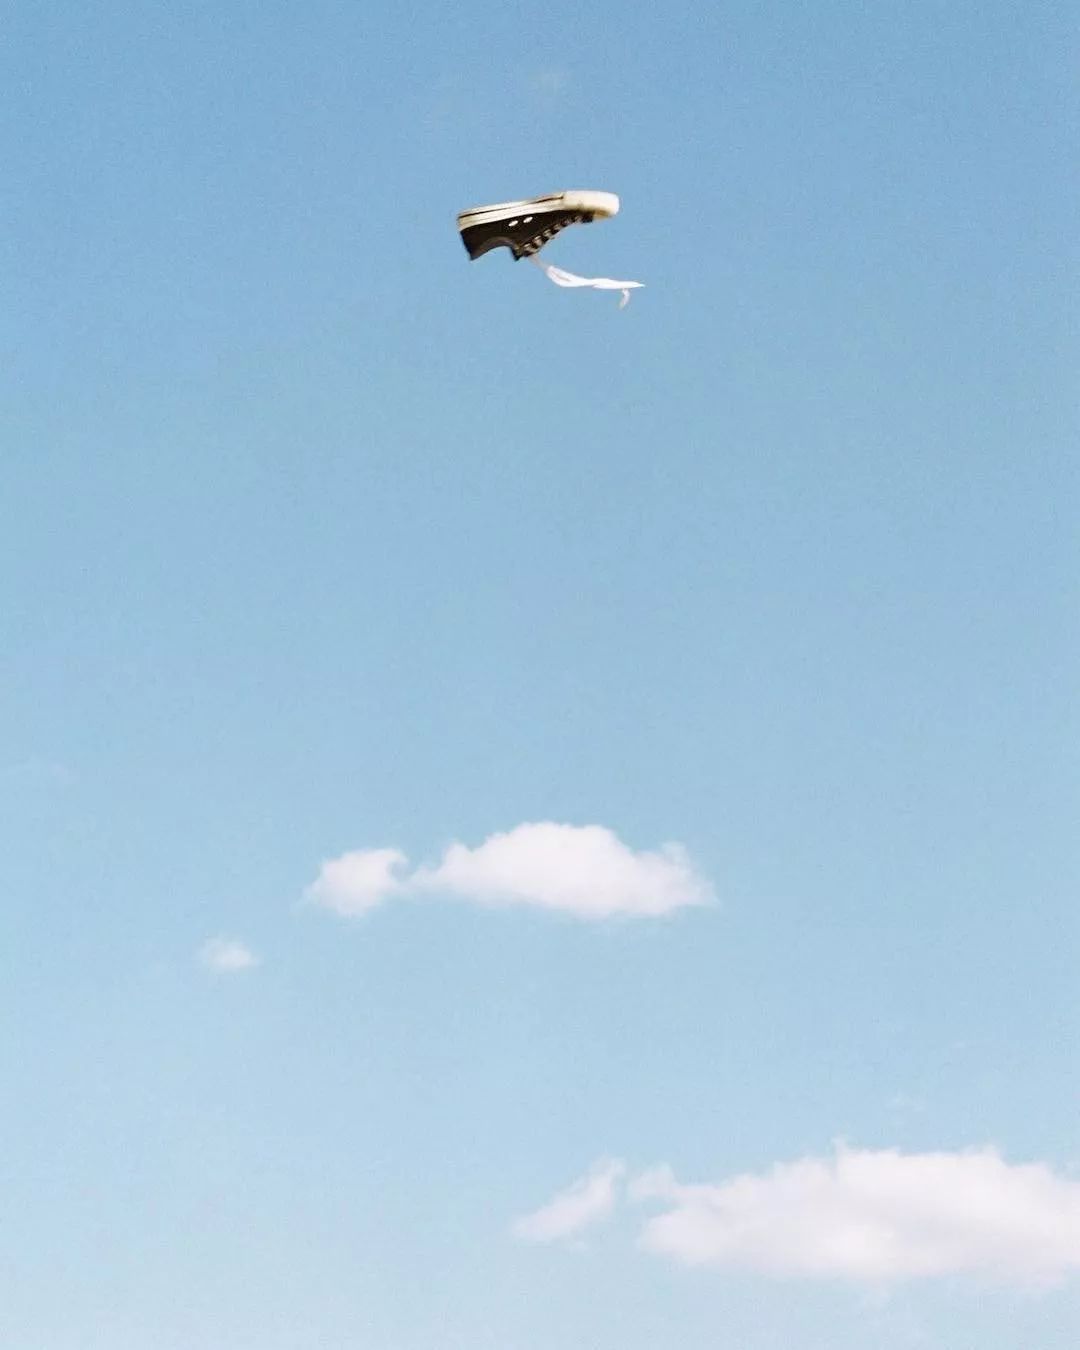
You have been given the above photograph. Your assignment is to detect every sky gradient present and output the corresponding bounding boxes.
[2,1,1077,1346]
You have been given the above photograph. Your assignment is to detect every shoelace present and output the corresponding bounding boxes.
[528,255,644,309]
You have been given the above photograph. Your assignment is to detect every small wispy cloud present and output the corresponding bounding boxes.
[304,847,409,917]
[304,823,712,921]
[513,1159,626,1243]
[530,68,568,97]
[199,936,260,974]
[887,1090,927,1117]
[517,1146,1080,1287]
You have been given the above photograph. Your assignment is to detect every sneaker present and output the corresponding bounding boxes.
[457,190,620,261]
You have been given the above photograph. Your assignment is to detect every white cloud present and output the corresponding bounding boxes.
[305,824,710,921]
[303,847,408,916]
[632,1145,1080,1286]
[416,823,710,918]
[199,936,260,973]
[514,1159,626,1243]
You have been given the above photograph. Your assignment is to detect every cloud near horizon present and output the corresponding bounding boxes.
[303,847,409,917]
[305,823,711,921]
[513,1159,626,1243]
[516,1146,1080,1286]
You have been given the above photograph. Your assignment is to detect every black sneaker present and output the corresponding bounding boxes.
[456,190,620,261]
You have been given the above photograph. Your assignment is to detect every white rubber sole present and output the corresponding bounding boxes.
[456,190,620,229]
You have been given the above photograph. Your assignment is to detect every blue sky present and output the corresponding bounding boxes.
[1,0,1077,1345]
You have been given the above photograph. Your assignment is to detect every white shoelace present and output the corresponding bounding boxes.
[529,256,644,309]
